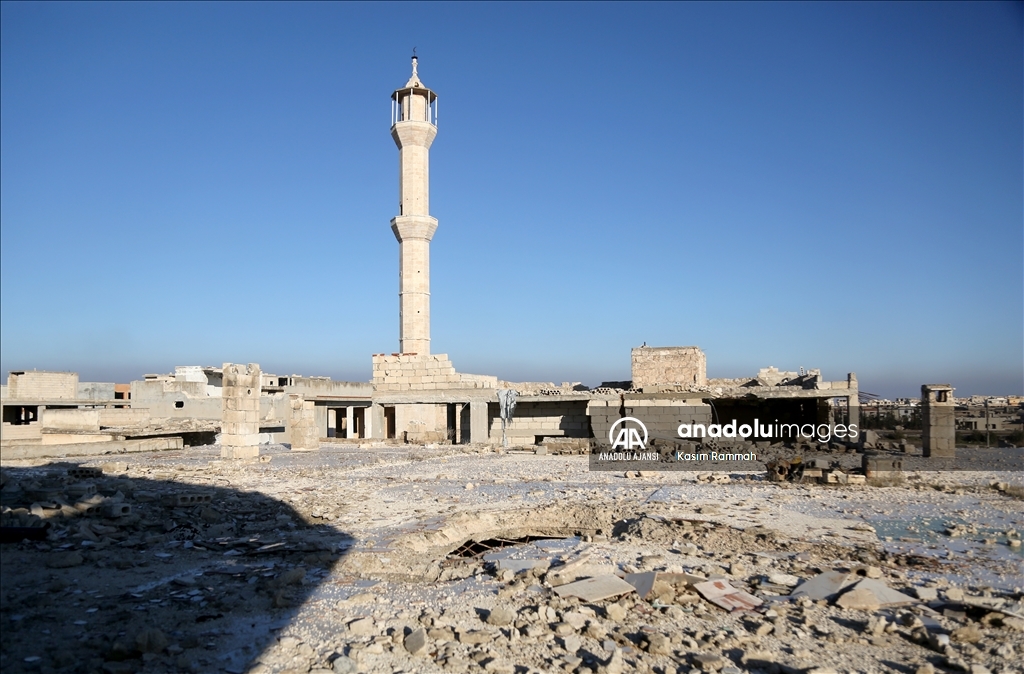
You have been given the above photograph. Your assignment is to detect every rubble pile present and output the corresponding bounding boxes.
[0,446,1021,674]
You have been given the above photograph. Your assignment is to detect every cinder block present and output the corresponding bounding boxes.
[102,503,132,518]
[67,467,103,480]
[161,493,213,507]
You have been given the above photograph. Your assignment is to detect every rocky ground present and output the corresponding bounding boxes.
[1,444,1022,674]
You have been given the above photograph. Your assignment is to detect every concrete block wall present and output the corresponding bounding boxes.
[372,354,497,391]
[7,372,78,400]
[631,346,707,390]
[42,409,101,432]
[220,363,261,458]
[77,382,116,400]
[130,380,222,419]
[588,399,712,446]
[288,395,319,451]
[487,400,590,444]
[97,408,151,428]
[395,402,447,441]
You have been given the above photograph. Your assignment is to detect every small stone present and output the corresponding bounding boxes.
[693,653,725,671]
[486,607,516,626]
[562,634,581,654]
[404,627,428,656]
[553,622,574,636]
[858,565,883,579]
[928,632,951,651]
[645,633,671,655]
[950,625,983,644]
[604,647,625,674]
[944,587,965,602]
[969,665,991,674]
[348,617,375,636]
[277,636,302,650]
[562,611,588,630]
[768,573,801,587]
[332,655,357,673]
[915,664,935,674]
[835,588,881,611]
[914,587,939,602]
[465,482,474,490]
[605,603,627,622]
[135,628,168,654]
[1003,616,1024,631]
[457,629,493,645]
[729,563,747,578]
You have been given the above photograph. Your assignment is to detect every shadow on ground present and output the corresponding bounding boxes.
[0,461,354,674]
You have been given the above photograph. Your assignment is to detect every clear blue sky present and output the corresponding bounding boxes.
[2,2,1021,398]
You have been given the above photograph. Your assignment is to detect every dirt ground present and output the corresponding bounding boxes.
[1,444,1022,674]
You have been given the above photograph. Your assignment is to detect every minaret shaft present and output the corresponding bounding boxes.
[390,57,437,355]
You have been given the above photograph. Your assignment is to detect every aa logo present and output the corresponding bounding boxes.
[609,417,648,450]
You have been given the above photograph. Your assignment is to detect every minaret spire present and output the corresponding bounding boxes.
[390,57,438,354]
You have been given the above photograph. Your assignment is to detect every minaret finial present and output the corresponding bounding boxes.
[405,50,422,88]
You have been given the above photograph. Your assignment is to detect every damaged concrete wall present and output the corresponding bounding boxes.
[372,353,497,391]
[395,403,448,443]
[631,346,707,390]
[130,380,222,420]
[285,377,373,398]
[97,408,151,427]
[221,363,261,459]
[487,400,590,445]
[77,382,116,400]
[588,398,713,446]
[288,395,319,451]
[41,409,101,432]
[7,371,78,400]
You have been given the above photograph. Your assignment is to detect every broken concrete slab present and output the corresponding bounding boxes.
[553,575,636,602]
[790,570,856,601]
[693,579,763,612]
[835,579,916,610]
[624,570,704,599]
[623,571,657,599]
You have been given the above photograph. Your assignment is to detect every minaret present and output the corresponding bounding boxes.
[390,55,438,355]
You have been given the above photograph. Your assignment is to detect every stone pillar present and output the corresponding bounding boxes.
[847,373,860,444]
[288,394,319,451]
[345,406,355,439]
[368,403,385,439]
[391,56,438,355]
[221,363,261,459]
[922,384,955,458]
[469,401,489,444]
[327,408,337,438]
